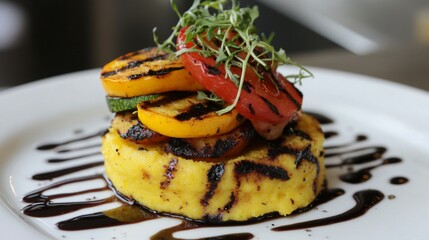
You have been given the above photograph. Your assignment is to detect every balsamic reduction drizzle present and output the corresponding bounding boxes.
[23,174,105,203]
[305,111,333,124]
[324,134,368,150]
[57,204,159,231]
[339,157,402,184]
[272,190,384,231]
[47,151,101,163]
[150,221,254,240]
[31,161,104,180]
[21,112,408,239]
[57,143,101,153]
[36,129,105,150]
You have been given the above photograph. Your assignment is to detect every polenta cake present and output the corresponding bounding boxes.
[100,0,325,223]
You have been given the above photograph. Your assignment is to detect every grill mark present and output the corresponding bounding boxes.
[283,126,312,140]
[164,139,197,158]
[204,63,221,75]
[223,192,236,211]
[121,123,159,141]
[248,104,255,115]
[164,137,236,159]
[234,160,289,181]
[211,138,238,158]
[267,70,302,110]
[268,144,320,173]
[201,163,225,206]
[242,82,252,93]
[127,67,184,80]
[141,92,194,109]
[160,158,178,189]
[164,125,254,159]
[175,102,222,121]
[202,192,236,223]
[260,96,280,116]
[297,145,320,172]
[101,53,169,78]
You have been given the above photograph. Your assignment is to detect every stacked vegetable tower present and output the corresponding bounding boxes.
[100,0,325,223]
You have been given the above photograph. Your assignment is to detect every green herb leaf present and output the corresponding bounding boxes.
[153,0,312,114]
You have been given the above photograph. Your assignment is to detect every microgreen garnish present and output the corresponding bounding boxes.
[153,0,312,114]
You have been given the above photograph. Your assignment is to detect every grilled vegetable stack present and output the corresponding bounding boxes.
[100,0,326,223]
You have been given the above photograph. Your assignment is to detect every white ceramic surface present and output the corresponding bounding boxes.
[0,68,428,240]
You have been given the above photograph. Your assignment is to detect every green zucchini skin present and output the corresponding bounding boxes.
[106,95,160,112]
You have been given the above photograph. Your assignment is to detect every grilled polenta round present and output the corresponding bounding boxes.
[102,113,325,222]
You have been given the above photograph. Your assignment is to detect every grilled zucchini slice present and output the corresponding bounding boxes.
[106,95,160,112]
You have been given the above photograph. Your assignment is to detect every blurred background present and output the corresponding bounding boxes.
[0,0,428,90]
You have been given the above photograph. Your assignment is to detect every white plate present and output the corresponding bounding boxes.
[1,67,429,240]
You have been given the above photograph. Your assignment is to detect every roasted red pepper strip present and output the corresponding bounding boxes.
[176,27,303,124]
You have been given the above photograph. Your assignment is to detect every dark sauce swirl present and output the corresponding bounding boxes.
[21,112,408,239]
[272,189,384,231]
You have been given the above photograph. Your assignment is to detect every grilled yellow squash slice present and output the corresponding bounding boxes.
[137,93,244,138]
[102,113,325,222]
[100,47,205,98]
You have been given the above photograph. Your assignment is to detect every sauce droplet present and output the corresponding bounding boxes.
[390,176,409,185]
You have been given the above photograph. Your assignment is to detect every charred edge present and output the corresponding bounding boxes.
[101,54,169,78]
[164,139,197,159]
[164,138,235,159]
[202,214,223,224]
[234,160,289,181]
[127,67,184,80]
[210,138,238,158]
[248,104,255,115]
[267,70,302,110]
[241,123,256,139]
[175,102,222,121]
[236,114,244,122]
[121,123,158,141]
[201,163,225,206]
[160,158,178,189]
[204,63,221,76]
[260,96,281,116]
